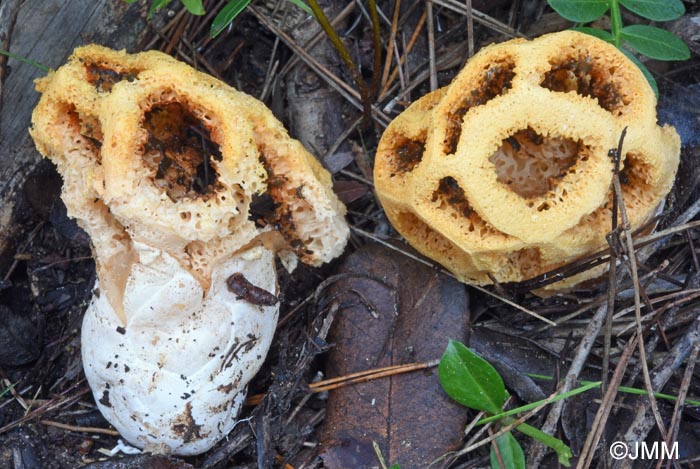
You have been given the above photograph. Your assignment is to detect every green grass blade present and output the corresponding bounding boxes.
[0,382,16,398]
[0,49,49,72]
[477,381,601,426]
[286,0,312,14]
[524,373,700,406]
[210,0,251,38]
[148,0,173,18]
[182,0,205,15]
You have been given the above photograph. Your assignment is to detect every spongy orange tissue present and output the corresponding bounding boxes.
[374,31,680,289]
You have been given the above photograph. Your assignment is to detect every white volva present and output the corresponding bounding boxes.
[82,243,278,455]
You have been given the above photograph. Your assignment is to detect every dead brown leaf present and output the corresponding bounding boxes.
[320,242,470,468]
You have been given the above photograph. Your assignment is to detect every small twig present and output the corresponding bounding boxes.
[465,0,474,58]
[431,0,528,39]
[528,302,610,466]
[0,384,90,436]
[611,129,668,442]
[425,0,438,91]
[577,334,639,468]
[249,6,391,126]
[350,227,555,325]
[602,132,625,392]
[380,0,401,92]
[659,343,699,469]
[378,11,426,100]
[3,222,44,282]
[246,360,439,406]
[259,36,280,101]
[453,390,564,460]
[367,0,382,99]
[615,314,700,469]
[40,419,120,436]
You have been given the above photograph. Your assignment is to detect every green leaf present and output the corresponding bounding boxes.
[388,466,401,469]
[619,0,684,21]
[123,0,139,3]
[547,0,610,23]
[210,0,251,37]
[182,0,205,15]
[438,340,508,415]
[148,0,173,18]
[571,26,615,43]
[620,48,659,96]
[490,432,526,469]
[286,0,312,14]
[621,25,690,60]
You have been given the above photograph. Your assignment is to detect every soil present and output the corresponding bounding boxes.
[1,1,700,468]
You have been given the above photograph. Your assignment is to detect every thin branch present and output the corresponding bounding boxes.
[425,0,438,91]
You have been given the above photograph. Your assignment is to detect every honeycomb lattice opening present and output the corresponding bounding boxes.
[388,133,426,176]
[257,152,309,257]
[85,62,140,93]
[506,247,544,280]
[620,152,655,209]
[541,52,627,115]
[443,58,516,155]
[141,101,223,202]
[489,127,585,199]
[60,103,102,162]
[432,177,473,218]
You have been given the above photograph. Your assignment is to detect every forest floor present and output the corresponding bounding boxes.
[1,0,700,468]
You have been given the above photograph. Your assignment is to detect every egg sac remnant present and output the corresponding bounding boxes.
[374,31,680,290]
[30,45,349,455]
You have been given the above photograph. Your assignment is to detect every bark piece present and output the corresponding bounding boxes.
[320,243,469,468]
[0,0,148,266]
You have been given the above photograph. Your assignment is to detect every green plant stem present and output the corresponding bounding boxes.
[477,381,601,426]
[0,49,49,72]
[514,422,572,465]
[610,0,623,47]
[305,0,372,124]
[525,373,700,406]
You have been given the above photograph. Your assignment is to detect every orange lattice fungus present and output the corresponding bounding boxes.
[375,31,680,288]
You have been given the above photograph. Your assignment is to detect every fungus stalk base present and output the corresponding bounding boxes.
[82,243,279,456]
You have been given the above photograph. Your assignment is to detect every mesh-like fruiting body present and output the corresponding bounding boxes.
[30,45,349,455]
[375,31,680,288]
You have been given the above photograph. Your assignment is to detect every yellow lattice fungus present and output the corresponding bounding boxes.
[375,31,680,288]
[30,45,349,455]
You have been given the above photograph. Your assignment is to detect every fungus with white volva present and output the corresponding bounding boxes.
[30,45,349,455]
[374,30,680,290]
